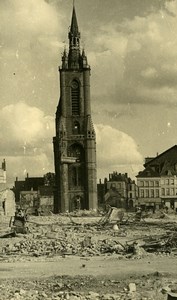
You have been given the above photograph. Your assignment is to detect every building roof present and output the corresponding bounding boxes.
[109,172,129,182]
[137,145,177,178]
[144,145,177,167]
[136,166,160,178]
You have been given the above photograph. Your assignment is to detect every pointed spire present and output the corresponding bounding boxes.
[68,2,80,46]
[68,2,81,69]
[70,3,79,36]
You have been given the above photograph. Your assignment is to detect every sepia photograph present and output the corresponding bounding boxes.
[1,0,177,299]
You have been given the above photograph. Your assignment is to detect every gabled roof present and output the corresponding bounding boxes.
[136,166,160,178]
[137,145,177,178]
[144,145,177,167]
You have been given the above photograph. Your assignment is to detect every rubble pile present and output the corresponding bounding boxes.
[0,273,176,300]
[142,232,177,254]
[1,235,127,258]
[1,215,177,259]
[1,214,177,299]
[126,231,177,257]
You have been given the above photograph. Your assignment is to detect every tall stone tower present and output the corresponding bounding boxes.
[53,4,97,213]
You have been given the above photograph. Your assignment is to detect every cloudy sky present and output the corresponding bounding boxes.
[1,0,177,186]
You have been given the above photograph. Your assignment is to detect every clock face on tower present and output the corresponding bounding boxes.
[71,81,79,89]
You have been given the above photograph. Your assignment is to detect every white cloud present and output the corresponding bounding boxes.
[0,102,55,184]
[0,0,64,113]
[0,0,61,40]
[88,1,177,108]
[95,124,143,179]
[0,102,54,146]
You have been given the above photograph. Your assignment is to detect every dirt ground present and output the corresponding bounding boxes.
[1,211,177,299]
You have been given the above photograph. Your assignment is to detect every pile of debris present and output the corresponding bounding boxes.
[2,228,177,259]
[1,207,177,260]
[0,273,177,300]
[1,234,126,258]
[136,232,177,255]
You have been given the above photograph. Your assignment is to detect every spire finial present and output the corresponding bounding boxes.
[69,1,80,37]
[68,1,81,68]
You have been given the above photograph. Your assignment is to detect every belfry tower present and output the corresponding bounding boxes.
[53,4,97,212]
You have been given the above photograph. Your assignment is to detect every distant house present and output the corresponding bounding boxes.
[136,145,177,210]
[19,190,39,214]
[97,172,138,210]
[12,173,55,215]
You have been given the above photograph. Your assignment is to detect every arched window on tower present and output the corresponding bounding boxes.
[71,80,80,115]
[69,165,84,188]
[67,143,84,162]
[68,144,85,189]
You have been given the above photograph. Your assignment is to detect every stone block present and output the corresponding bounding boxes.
[128,282,136,293]
[167,292,177,300]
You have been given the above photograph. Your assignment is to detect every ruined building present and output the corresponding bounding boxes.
[0,159,16,216]
[13,173,54,215]
[53,5,97,212]
[97,172,138,210]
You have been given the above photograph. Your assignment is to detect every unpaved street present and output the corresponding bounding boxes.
[0,256,177,280]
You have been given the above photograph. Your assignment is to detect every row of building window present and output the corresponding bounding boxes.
[139,181,159,187]
[161,179,175,185]
[139,179,175,187]
[139,188,177,197]
[140,189,159,198]
[161,188,177,196]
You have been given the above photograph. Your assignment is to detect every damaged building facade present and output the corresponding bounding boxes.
[13,173,54,215]
[0,159,16,216]
[137,145,177,210]
[97,172,138,210]
[53,5,97,213]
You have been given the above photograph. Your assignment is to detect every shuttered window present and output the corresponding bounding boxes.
[71,81,80,115]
